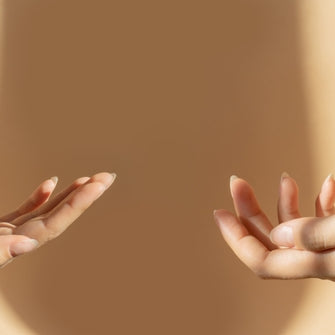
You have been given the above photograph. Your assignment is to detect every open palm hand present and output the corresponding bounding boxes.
[0,172,116,268]
[214,173,335,280]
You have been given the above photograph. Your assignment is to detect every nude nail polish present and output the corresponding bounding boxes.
[230,175,238,189]
[50,176,58,186]
[105,173,117,189]
[213,209,225,225]
[281,172,290,181]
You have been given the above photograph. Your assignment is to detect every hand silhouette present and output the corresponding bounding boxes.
[0,172,116,268]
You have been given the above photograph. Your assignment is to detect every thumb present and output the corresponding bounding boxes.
[0,235,39,268]
[270,216,335,251]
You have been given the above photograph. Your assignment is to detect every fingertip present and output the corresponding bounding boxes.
[213,209,220,225]
[229,174,239,191]
[50,176,59,186]
[107,172,117,188]
[213,209,234,224]
[9,238,39,257]
[213,208,229,216]
[75,177,91,186]
[230,175,238,184]
[90,172,117,190]
[321,173,334,190]
[97,172,117,191]
[39,179,57,194]
[281,171,290,181]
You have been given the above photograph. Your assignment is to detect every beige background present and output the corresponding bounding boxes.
[0,1,334,334]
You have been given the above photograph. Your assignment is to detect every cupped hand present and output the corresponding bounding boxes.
[214,173,335,280]
[0,172,116,268]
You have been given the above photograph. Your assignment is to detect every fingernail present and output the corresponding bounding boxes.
[10,239,39,256]
[281,172,290,181]
[230,175,238,197]
[213,209,220,219]
[213,210,220,225]
[50,176,58,186]
[105,173,117,189]
[270,226,294,247]
[321,174,334,192]
[230,175,238,190]
[326,173,334,183]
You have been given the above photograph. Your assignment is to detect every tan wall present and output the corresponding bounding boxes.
[0,1,330,334]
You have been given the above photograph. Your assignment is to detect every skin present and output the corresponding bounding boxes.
[0,172,116,268]
[214,173,335,280]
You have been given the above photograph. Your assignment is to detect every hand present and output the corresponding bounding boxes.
[0,172,116,268]
[214,173,335,280]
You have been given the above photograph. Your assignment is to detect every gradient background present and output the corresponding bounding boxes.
[0,1,335,334]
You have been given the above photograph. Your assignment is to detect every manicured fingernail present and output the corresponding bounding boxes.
[230,175,238,196]
[230,175,238,190]
[326,173,334,183]
[105,173,117,189]
[50,176,58,186]
[270,226,294,247]
[10,239,39,256]
[213,210,220,225]
[321,174,334,192]
[281,172,290,181]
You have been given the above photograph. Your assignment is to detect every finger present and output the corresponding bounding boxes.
[270,215,335,251]
[11,176,90,226]
[277,172,301,223]
[0,235,38,268]
[251,246,332,280]
[0,177,58,222]
[14,172,116,244]
[315,174,335,217]
[0,222,16,236]
[214,210,331,279]
[230,176,276,250]
[214,209,270,275]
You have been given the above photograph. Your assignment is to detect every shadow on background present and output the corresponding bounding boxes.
[0,1,313,334]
